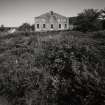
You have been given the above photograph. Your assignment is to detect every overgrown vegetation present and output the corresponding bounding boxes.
[71,8,105,32]
[0,31,105,105]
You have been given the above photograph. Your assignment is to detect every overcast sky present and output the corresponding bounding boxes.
[0,0,105,27]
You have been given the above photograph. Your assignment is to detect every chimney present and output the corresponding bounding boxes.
[50,11,54,15]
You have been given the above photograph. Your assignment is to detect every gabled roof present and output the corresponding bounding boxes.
[35,11,67,19]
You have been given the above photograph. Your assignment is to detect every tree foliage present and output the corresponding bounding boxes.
[18,23,31,32]
[0,25,5,32]
[100,8,105,29]
[75,9,101,32]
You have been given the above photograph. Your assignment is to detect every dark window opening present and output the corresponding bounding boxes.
[37,24,39,28]
[43,24,45,28]
[65,24,67,28]
[51,24,53,28]
[59,24,61,28]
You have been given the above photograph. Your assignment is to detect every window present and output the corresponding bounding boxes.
[65,24,67,28]
[37,24,39,28]
[43,24,45,28]
[51,24,53,29]
[59,24,61,28]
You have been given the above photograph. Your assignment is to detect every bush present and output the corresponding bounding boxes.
[34,36,105,105]
[0,31,105,105]
[92,31,105,39]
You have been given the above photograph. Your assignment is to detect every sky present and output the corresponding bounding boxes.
[0,0,105,27]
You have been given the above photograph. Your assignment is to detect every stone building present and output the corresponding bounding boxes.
[34,11,70,31]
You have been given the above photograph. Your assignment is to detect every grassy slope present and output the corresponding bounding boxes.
[0,31,105,105]
[0,31,105,80]
[0,31,105,76]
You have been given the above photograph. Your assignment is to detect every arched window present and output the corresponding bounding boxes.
[59,24,61,28]
[65,24,67,28]
[51,24,53,29]
[37,24,39,28]
[43,24,46,28]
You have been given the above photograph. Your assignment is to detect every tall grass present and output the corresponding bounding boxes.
[0,31,105,105]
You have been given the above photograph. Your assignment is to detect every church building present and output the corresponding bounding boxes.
[34,11,70,31]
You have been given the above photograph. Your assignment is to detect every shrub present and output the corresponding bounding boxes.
[92,31,105,39]
[0,31,105,105]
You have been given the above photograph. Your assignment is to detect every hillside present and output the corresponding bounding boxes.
[0,31,105,105]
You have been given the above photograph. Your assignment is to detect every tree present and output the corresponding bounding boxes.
[100,8,105,20]
[18,23,31,32]
[75,9,101,32]
[31,24,35,31]
[100,8,105,29]
[0,24,5,32]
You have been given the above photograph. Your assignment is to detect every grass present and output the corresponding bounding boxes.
[0,30,105,105]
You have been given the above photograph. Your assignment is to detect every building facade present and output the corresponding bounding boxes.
[34,11,70,31]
